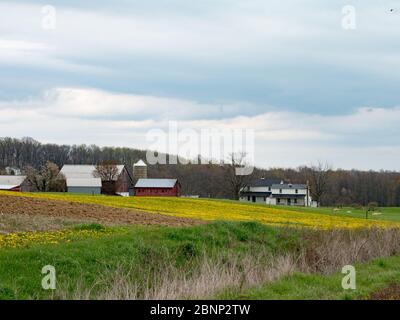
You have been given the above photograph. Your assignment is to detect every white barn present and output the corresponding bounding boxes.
[59,165,102,194]
[59,164,133,195]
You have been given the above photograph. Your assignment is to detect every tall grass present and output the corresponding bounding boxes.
[54,227,400,300]
[299,228,400,274]
[56,251,296,300]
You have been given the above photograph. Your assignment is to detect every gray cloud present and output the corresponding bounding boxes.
[1,1,400,169]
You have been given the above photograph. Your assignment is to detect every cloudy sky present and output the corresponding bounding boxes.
[1,1,400,170]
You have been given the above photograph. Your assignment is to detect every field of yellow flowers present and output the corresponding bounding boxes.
[2,191,399,230]
[0,227,113,249]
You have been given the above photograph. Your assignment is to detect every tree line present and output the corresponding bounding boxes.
[1,137,400,206]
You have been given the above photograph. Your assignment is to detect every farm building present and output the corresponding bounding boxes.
[133,160,147,179]
[60,164,134,196]
[0,175,30,192]
[134,178,181,197]
[239,178,315,207]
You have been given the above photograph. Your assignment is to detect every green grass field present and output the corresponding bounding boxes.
[1,221,399,300]
[1,191,400,300]
[280,205,400,222]
[0,222,299,299]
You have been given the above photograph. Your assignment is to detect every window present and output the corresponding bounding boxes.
[247,196,250,201]
[277,198,280,203]
[268,186,271,191]
[263,197,266,201]
[279,189,282,193]
[294,199,297,204]
[295,189,298,194]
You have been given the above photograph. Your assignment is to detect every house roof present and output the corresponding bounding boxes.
[135,178,178,188]
[249,178,283,187]
[271,184,306,190]
[0,175,27,190]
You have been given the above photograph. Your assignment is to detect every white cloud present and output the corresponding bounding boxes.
[0,87,247,120]
[1,87,399,170]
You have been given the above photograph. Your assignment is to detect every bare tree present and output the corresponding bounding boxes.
[225,152,254,200]
[94,160,119,181]
[3,136,400,206]
[307,161,332,206]
[94,160,120,195]
[25,162,66,192]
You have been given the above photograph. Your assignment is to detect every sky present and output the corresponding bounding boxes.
[1,0,400,170]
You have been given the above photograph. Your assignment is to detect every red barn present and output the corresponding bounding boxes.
[0,175,31,192]
[134,178,181,197]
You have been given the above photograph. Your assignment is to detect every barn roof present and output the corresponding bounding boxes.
[66,178,102,188]
[134,160,147,167]
[60,164,126,187]
[135,178,178,188]
[61,165,125,177]
[0,175,27,190]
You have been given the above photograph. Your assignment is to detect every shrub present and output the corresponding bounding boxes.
[178,242,200,259]
[368,202,379,212]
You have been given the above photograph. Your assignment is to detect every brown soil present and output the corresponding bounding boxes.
[369,283,400,300]
[0,195,203,231]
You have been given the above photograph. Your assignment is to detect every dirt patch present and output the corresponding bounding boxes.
[369,283,400,300]
[0,195,203,232]
[0,213,81,234]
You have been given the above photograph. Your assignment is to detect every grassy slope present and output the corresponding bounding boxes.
[215,199,400,222]
[0,222,298,299]
[220,255,400,300]
[1,191,398,229]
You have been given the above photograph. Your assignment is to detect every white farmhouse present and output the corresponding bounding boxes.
[239,178,315,207]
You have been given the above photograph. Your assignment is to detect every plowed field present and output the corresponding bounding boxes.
[0,194,202,233]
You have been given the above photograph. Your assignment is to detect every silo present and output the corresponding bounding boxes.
[133,160,148,179]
